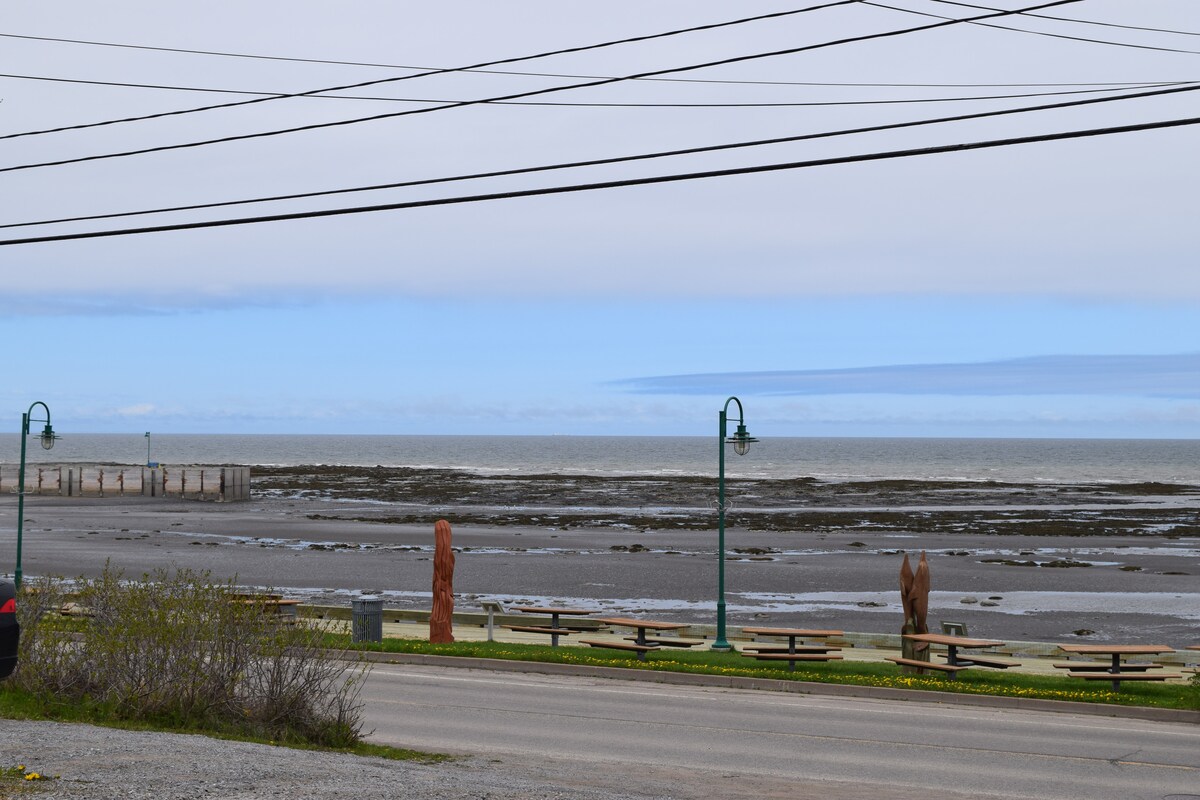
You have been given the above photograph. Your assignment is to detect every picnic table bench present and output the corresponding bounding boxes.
[623,636,705,648]
[739,627,844,672]
[582,618,694,661]
[1057,644,1183,690]
[889,633,1016,679]
[585,641,660,658]
[232,595,302,621]
[886,658,969,675]
[503,606,593,647]
[1052,662,1158,672]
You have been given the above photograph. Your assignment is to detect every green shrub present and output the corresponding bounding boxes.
[12,566,369,747]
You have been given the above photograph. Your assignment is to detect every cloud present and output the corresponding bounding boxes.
[617,354,1200,399]
[114,404,157,417]
[0,289,328,318]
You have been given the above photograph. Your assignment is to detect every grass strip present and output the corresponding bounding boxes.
[333,635,1200,711]
[0,685,449,764]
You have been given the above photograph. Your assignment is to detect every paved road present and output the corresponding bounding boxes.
[361,664,1200,800]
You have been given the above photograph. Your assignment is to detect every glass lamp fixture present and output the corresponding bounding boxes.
[726,423,757,456]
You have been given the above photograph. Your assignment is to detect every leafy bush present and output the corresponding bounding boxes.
[12,566,369,747]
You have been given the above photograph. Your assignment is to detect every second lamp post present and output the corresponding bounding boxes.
[712,396,756,651]
[15,401,56,589]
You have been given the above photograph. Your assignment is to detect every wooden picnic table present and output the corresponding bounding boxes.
[505,606,592,647]
[1056,644,1182,690]
[739,627,844,672]
[891,633,1013,678]
[232,595,302,620]
[584,617,695,661]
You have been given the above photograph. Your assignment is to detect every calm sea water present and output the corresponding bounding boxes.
[3,434,1199,484]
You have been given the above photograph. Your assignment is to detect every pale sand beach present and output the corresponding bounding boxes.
[3,482,1197,646]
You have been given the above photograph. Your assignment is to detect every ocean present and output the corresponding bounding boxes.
[4,433,1200,484]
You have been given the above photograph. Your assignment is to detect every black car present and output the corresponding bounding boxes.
[0,579,16,679]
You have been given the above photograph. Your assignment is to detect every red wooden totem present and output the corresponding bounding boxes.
[430,519,456,643]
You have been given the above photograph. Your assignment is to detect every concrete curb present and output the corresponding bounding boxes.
[358,651,1200,725]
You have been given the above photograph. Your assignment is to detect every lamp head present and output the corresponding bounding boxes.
[726,423,757,456]
[40,423,56,450]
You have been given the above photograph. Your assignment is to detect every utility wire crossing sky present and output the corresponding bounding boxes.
[1,1,1196,438]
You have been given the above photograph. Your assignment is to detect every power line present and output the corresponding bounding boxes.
[2,112,1194,248]
[5,3,1190,80]
[0,2,862,149]
[0,73,1176,144]
[4,25,1185,89]
[4,67,1176,93]
[1,27,880,83]
[927,0,1200,37]
[0,0,1083,175]
[6,81,1196,232]
[5,73,1182,143]
[871,1,1200,55]
[14,25,1160,89]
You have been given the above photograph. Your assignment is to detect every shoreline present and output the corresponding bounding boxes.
[8,434,1200,485]
[3,488,1197,646]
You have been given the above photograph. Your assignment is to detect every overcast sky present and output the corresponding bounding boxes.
[2,1,1197,437]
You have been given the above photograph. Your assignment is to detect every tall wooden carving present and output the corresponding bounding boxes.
[430,519,455,643]
[899,551,931,669]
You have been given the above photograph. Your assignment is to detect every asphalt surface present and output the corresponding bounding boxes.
[361,662,1200,800]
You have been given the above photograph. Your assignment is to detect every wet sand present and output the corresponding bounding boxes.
[3,479,1198,646]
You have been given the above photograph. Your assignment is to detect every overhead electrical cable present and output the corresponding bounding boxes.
[21,6,1200,64]
[5,81,1196,232]
[5,72,1182,143]
[926,0,1200,37]
[1,27,883,80]
[11,27,1169,88]
[0,73,1178,144]
[870,1,1200,55]
[3,68,1176,94]
[0,0,1084,175]
[2,112,1194,248]
[0,2,863,146]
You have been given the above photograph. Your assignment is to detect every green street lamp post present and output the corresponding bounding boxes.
[712,396,756,651]
[15,401,57,589]
[145,431,151,467]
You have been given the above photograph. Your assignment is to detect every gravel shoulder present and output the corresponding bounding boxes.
[1,720,663,800]
[0,718,1012,800]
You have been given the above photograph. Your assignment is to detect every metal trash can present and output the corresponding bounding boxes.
[351,595,383,643]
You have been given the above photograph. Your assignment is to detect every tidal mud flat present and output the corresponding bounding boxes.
[254,465,1200,537]
[4,465,1198,645]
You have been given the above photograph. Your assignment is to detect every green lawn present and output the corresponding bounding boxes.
[0,684,449,764]
[339,635,1200,711]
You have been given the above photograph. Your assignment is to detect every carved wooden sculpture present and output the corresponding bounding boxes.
[430,519,455,643]
[899,551,931,668]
